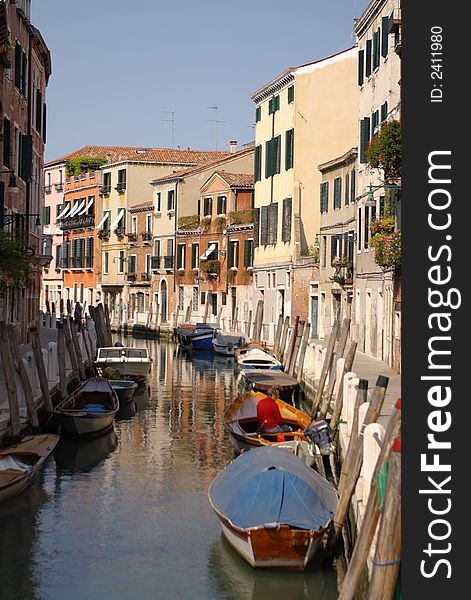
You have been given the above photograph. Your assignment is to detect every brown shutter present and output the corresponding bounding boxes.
[260,205,269,246]
[282,198,292,242]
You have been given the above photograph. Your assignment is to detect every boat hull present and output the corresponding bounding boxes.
[191,334,216,350]
[95,362,150,380]
[55,413,115,437]
[109,380,138,404]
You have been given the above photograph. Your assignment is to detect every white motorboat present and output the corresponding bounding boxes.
[94,346,151,381]
[235,347,282,370]
[212,332,246,356]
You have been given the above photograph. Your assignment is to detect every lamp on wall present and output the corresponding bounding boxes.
[364,183,401,206]
[0,169,18,188]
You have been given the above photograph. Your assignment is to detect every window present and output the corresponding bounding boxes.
[357,208,362,250]
[244,239,254,267]
[256,106,261,122]
[208,241,218,259]
[285,129,294,170]
[146,254,151,274]
[203,196,212,217]
[373,29,381,70]
[364,206,370,249]
[321,236,327,269]
[320,182,329,213]
[222,293,227,306]
[331,235,341,265]
[191,243,199,269]
[382,16,390,57]
[261,206,269,246]
[265,136,281,178]
[132,216,138,234]
[282,198,292,242]
[192,287,199,311]
[358,49,365,86]
[117,169,126,191]
[167,189,175,211]
[201,291,206,305]
[287,85,294,103]
[372,110,380,136]
[3,117,11,167]
[146,214,152,233]
[87,196,94,215]
[42,206,51,225]
[217,195,227,215]
[381,101,388,123]
[365,39,372,77]
[334,177,342,209]
[104,252,109,274]
[360,118,371,163]
[268,95,280,114]
[86,237,94,268]
[254,145,262,182]
[55,244,61,268]
[102,172,111,194]
[14,41,28,96]
[154,239,161,258]
[267,203,278,245]
[228,240,239,268]
[128,254,137,273]
[118,251,125,273]
[156,191,162,212]
[177,243,186,269]
[178,287,184,311]
[345,173,350,206]
[351,169,356,201]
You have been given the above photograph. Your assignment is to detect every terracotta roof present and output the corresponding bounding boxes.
[214,171,254,188]
[150,147,254,185]
[46,145,231,168]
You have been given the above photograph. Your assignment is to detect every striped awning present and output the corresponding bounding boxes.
[200,243,216,260]
[78,197,94,216]
[109,209,125,230]
[56,203,71,220]
[69,199,86,217]
[96,212,110,229]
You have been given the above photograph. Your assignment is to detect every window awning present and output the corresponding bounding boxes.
[56,203,71,220]
[96,212,110,229]
[69,199,86,217]
[78,197,94,216]
[200,243,216,260]
[109,209,125,230]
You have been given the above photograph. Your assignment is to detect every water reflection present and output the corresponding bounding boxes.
[208,536,339,600]
[0,339,339,600]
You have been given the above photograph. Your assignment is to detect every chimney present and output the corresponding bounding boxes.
[229,140,238,153]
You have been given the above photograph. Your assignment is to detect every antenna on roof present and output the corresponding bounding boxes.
[206,106,227,151]
[162,111,175,147]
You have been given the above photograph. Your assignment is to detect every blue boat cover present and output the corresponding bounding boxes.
[209,446,338,531]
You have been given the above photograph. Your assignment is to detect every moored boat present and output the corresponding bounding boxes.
[54,377,119,437]
[212,332,246,356]
[208,446,338,570]
[94,346,151,382]
[224,391,331,459]
[108,379,138,404]
[238,369,298,402]
[185,323,220,350]
[235,347,282,370]
[0,434,59,503]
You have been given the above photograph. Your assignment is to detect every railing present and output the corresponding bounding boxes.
[98,229,110,240]
[60,214,95,230]
[115,182,126,193]
[126,272,137,281]
[163,255,174,270]
[44,185,51,194]
[115,227,125,238]
[141,273,151,281]
[127,233,138,243]
[86,255,93,269]
[60,257,70,269]
[332,263,354,286]
[142,232,153,241]
[99,185,111,195]
[55,183,64,192]
[151,256,161,270]
[71,256,85,269]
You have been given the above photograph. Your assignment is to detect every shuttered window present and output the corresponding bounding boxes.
[128,254,136,273]
[331,235,340,265]
[334,177,342,209]
[177,244,185,269]
[320,182,329,213]
[3,117,11,167]
[254,145,262,182]
[371,110,380,136]
[358,49,365,86]
[287,85,294,103]
[267,202,278,245]
[285,129,294,170]
[55,244,61,267]
[373,29,380,70]
[256,106,261,122]
[244,239,254,267]
[357,208,362,250]
[86,237,94,268]
[167,190,175,211]
[191,243,199,269]
[265,137,280,178]
[382,16,389,57]
[42,103,47,143]
[228,241,239,268]
[364,206,370,249]
[42,206,50,225]
[14,42,22,90]
[345,173,350,206]
[253,207,260,248]
[20,134,32,182]
[360,118,371,163]
[203,196,212,217]
[260,205,269,246]
[275,135,281,175]
[381,101,388,123]
[365,39,372,77]
[282,198,292,243]
[268,95,280,114]
[217,195,227,215]
[351,169,356,202]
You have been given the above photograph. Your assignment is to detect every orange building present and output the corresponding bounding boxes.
[175,171,254,327]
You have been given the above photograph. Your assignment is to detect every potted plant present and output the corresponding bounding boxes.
[366,120,401,181]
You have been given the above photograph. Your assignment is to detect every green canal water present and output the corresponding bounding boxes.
[0,339,339,600]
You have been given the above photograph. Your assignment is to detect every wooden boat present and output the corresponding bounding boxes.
[224,391,332,460]
[234,340,271,359]
[212,332,246,356]
[94,346,151,381]
[235,347,282,370]
[54,377,119,437]
[208,446,338,570]
[108,379,138,404]
[0,434,59,503]
[238,369,299,401]
[187,323,220,350]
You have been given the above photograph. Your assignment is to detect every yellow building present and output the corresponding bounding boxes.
[251,47,358,336]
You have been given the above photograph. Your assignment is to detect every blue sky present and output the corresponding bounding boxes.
[32,0,370,161]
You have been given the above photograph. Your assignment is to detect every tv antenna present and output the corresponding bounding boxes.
[162,111,175,147]
[206,105,227,150]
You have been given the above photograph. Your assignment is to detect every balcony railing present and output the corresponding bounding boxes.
[127,232,138,243]
[126,272,137,282]
[99,185,111,196]
[151,256,161,270]
[86,255,93,269]
[115,227,125,238]
[60,214,95,230]
[142,232,153,241]
[71,257,85,269]
[61,257,70,269]
[55,183,64,192]
[141,273,151,281]
[332,264,354,286]
[45,185,52,194]
[115,182,126,193]
[163,255,174,270]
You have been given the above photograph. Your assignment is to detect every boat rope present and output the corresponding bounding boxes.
[371,556,402,567]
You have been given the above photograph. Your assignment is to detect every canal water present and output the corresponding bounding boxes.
[0,339,339,600]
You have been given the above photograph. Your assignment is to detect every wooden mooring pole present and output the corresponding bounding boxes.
[57,323,68,399]
[284,316,299,373]
[330,341,358,426]
[296,322,311,382]
[273,314,283,358]
[29,326,54,412]
[68,318,86,381]
[311,319,340,416]
[8,325,39,430]
[0,321,22,440]
[277,316,290,361]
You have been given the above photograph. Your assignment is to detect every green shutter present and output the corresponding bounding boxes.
[288,85,294,103]
[360,118,370,163]
[381,101,388,122]
[345,173,350,206]
[42,206,51,225]
[268,98,273,115]
[3,118,11,168]
[14,42,22,89]
[373,29,380,70]
[365,39,372,77]
[285,129,294,170]
[255,145,261,182]
[265,140,271,178]
[282,198,292,242]
[382,16,389,57]
[256,106,261,122]
[228,241,235,268]
[275,136,281,174]
[351,169,356,201]
[260,206,268,246]
[358,49,364,86]
[244,239,253,267]
[253,207,260,248]
[191,244,198,268]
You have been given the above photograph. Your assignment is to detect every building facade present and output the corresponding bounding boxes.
[251,48,358,339]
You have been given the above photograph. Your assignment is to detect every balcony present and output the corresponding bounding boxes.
[86,256,94,269]
[61,257,70,269]
[60,214,95,231]
[151,256,161,271]
[126,272,137,282]
[115,182,126,193]
[115,227,125,239]
[55,183,64,192]
[45,185,52,194]
[163,255,174,270]
[142,232,153,242]
[71,257,85,269]
[141,273,151,281]
[99,185,111,196]
[98,229,110,240]
[331,263,354,287]
[127,232,138,243]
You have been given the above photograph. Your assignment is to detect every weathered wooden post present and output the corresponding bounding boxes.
[7,325,39,430]
[62,318,81,383]
[288,320,304,377]
[318,351,337,418]
[56,323,68,399]
[68,318,86,381]
[311,319,340,416]
[338,402,401,600]
[278,316,290,361]
[29,327,54,412]
[284,316,300,373]
[273,314,283,357]
[246,310,252,338]
[252,299,264,341]
[367,438,401,600]
[296,322,311,382]
[0,322,22,440]
[331,341,358,425]
[324,376,389,562]
[336,318,351,358]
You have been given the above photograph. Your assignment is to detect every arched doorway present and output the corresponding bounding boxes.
[160,280,168,323]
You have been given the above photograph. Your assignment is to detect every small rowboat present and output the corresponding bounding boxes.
[108,380,138,404]
[238,369,299,401]
[54,377,119,437]
[235,347,282,371]
[224,391,332,460]
[0,434,59,503]
[208,446,338,570]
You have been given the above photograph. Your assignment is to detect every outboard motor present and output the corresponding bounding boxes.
[304,420,332,456]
